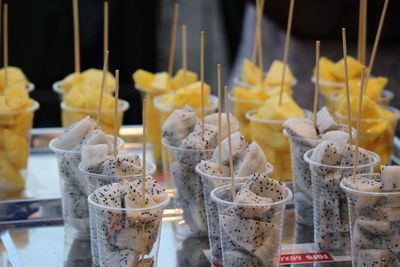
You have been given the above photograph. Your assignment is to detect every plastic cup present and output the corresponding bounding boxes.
[48,136,124,238]
[79,158,156,266]
[162,138,214,237]
[311,76,343,107]
[233,76,298,89]
[335,106,400,165]
[326,89,394,114]
[60,100,129,136]
[88,190,169,267]
[195,162,273,265]
[246,110,312,181]
[0,100,39,198]
[341,174,400,267]
[211,183,292,266]
[304,148,380,254]
[153,93,218,166]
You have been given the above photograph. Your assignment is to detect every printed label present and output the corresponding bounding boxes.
[280,252,334,264]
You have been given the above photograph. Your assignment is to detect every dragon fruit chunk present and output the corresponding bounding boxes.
[234,141,268,177]
[204,112,240,140]
[162,108,198,147]
[380,165,400,191]
[316,107,338,134]
[211,132,248,167]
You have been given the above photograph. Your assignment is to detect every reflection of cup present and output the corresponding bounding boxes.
[79,159,156,267]
[88,191,169,267]
[64,235,92,267]
[335,106,400,165]
[154,94,218,166]
[246,110,296,181]
[176,235,210,267]
[162,139,214,237]
[60,100,129,136]
[211,183,292,267]
[304,148,379,254]
[49,137,124,241]
[0,100,39,199]
[228,94,263,141]
[195,163,273,265]
[341,174,400,267]
[326,89,394,114]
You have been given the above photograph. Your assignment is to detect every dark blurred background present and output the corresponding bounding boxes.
[4,0,400,127]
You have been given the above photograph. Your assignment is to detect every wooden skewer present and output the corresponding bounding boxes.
[217,64,223,170]
[357,0,363,61]
[278,0,295,105]
[182,24,187,87]
[256,0,265,84]
[251,0,262,64]
[168,3,179,77]
[365,0,389,89]
[103,1,109,68]
[113,70,119,157]
[73,0,80,73]
[97,51,109,127]
[140,98,147,262]
[361,0,368,65]
[342,28,353,144]
[3,3,7,89]
[352,66,366,182]
[225,86,235,201]
[313,41,320,130]
[200,31,205,136]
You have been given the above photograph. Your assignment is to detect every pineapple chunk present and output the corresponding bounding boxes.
[85,90,115,110]
[254,92,304,121]
[133,69,155,89]
[265,86,293,98]
[233,86,268,101]
[150,72,172,91]
[4,129,29,169]
[338,95,384,119]
[4,86,30,110]
[318,57,337,82]
[241,58,262,85]
[332,56,362,81]
[60,72,84,91]
[172,69,198,89]
[64,85,87,109]
[0,151,25,193]
[0,66,28,91]
[171,81,211,109]
[81,68,116,92]
[263,60,294,87]
[0,96,8,112]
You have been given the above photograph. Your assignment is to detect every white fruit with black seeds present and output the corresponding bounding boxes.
[321,130,349,155]
[357,218,394,236]
[107,249,139,267]
[198,160,229,177]
[211,132,248,167]
[310,141,342,175]
[380,165,400,191]
[316,107,338,134]
[234,142,268,177]
[234,188,272,218]
[204,112,240,140]
[283,117,318,140]
[241,174,287,202]
[162,108,198,147]
[222,251,263,267]
[81,144,109,171]
[357,249,400,267]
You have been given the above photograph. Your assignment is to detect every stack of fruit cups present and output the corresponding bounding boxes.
[0,100,39,198]
[304,147,380,256]
[195,162,273,265]
[341,171,400,266]
[211,179,292,266]
[78,159,156,266]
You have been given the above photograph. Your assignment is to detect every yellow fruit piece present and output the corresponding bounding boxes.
[60,72,84,91]
[265,86,293,98]
[0,151,25,194]
[232,86,268,101]
[318,57,337,82]
[133,69,155,89]
[254,92,305,121]
[4,86,30,110]
[81,68,116,92]
[0,96,8,111]
[85,90,115,110]
[172,69,198,89]
[4,129,29,169]
[241,58,262,85]
[0,66,28,91]
[150,72,172,91]
[263,60,294,87]
[64,85,87,108]
[338,95,385,120]
[170,81,211,109]
[365,77,388,99]
[332,56,362,80]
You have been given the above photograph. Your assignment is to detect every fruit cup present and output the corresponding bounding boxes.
[211,183,292,266]
[162,138,214,237]
[335,106,400,165]
[61,100,129,136]
[304,148,379,255]
[154,94,218,167]
[341,174,400,267]
[79,158,156,266]
[311,76,343,108]
[0,100,39,198]
[195,162,273,265]
[246,110,292,181]
[88,188,169,267]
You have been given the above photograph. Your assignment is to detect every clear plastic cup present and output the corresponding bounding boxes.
[79,159,156,266]
[233,76,298,89]
[335,106,400,165]
[246,110,298,181]
[326,89,394,114]
[311,76,343,107]
[211,183,292,267]
[162,138,214,237]
[153,94,218,167]
[88,190,169,267]
[48,136,124,237]
[60,100,130,136]
[304,148,380,254]
[195,162,274,265]
[341,174,400,267]
[0,100,39,199]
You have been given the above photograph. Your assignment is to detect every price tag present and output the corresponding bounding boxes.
[280,252,334,264]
